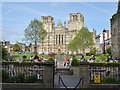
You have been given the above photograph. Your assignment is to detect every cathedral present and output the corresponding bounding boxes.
[39,13,84,54]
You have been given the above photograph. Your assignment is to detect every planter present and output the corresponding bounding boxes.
[70,66,79,75]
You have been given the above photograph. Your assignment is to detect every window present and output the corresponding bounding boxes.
[59,34,60,44]
[62,35,63,45]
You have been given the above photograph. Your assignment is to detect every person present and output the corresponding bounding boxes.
[8,54,13,62]
[107,56,113,62]
[30,55,34,62]
[64,55,69,67]
[89,55,96,62]
[114,56,120,62]
[34,54,39,62]
[40,56,44,62]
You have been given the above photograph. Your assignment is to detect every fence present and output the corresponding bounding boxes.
[2,61,55,88]
[89,63,120,84]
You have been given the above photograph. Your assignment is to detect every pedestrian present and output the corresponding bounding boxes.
[64,55,69,67]
[40,56,44,62]
[89,55,96,62]
[34,54,39,62]
[107,56,113,62]
[8,54,13,62]
[30,55,34,62]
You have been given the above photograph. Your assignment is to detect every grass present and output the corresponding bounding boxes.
[11,53,101,61]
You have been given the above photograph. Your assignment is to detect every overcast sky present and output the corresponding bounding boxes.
[1,2,118,44]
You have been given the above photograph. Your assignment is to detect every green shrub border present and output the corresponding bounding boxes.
[90,62,120,67]
[2,61,44,66]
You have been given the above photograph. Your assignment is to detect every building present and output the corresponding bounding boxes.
[95,29,111,53]
[111,1,120,59]
[39,13,84,54]
[1,40,11,53]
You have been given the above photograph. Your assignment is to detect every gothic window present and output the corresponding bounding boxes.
[62,35,63,45]
[56,35,57,44]
[59,34,60,44]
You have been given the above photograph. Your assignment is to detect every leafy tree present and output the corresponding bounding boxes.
[68,27,94,55]
[90,47,97,55]
[106,47,111,55]
[23,19,47,54]
[2,47,10,60]
[13,44,20,52]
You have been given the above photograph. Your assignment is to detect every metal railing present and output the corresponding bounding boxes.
[2,64,44,80]
[89,65,120,84]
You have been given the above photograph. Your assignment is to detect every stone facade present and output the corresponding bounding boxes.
[111,1,120,59]
[39,13,84,54]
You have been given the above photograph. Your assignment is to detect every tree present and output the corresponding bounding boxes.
[106,47,112,56]
[2,47,9,60]
[23,19,47,54]
[13,44,20,52]
[68,27,94,55]
[90,47,97,55]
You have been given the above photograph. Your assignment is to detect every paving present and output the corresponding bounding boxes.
[54,75,81,88]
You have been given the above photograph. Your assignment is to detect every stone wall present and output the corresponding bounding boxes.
[111,2,120,59]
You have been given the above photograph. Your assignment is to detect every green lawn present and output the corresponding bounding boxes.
[11,53,101,61]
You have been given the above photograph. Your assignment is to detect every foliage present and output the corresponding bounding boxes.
[90,47,97,55]
[68,27,94,53]
[2,69,9,83]
[106,47,112,56]
[90,62,120,67]
[71,58,79,66]
[102,76,120,84]
[24,74,37,83]
[48,57,54,62]
[2,61,44,66]
[48,52,55,57]
[13,44,20,52]
[100,53,109,61]
[22,55,27,60]
[2,47,10,60]
[4,73,37,83]
[23,19,47,54]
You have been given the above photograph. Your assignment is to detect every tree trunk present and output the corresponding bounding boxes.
[34,40,37,55]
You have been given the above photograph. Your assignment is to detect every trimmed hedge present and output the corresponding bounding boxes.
[90,62,120,67]
[2,61,44,66]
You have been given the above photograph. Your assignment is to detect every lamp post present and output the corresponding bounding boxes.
[103,29,106,54]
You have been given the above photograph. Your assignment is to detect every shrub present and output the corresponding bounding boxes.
[13,44,20,52]
[22,55,27,61]
[2,69,9,83]
[71,58,79,66]
[24,74,37,83]
[102,76,120,84]
[100,53,109,61]
[48,57,54,63]
[48,52,55,57]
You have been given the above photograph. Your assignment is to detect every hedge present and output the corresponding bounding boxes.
[2,61,44,66]
[90,62,120,67]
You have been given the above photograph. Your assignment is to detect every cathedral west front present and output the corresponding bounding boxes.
[39,13,84,54]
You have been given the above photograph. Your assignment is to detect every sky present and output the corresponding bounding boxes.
[1,1,118,45]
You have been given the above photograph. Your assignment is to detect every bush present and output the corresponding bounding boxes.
[2,69,9,83]
[13,44,20,52]
[22,55,27,61]
[6,73,25,83]
[71,58,79,66]
[24,74,37,83]
[100,53,109,61]
[48,57,54,63]
[102,76,120,84]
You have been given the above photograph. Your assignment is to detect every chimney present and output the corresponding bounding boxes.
[107,30,109,39]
